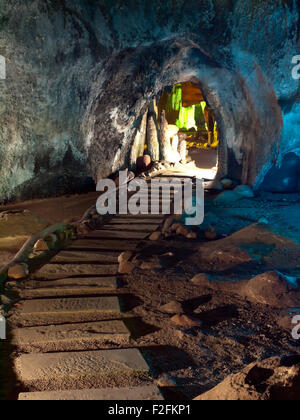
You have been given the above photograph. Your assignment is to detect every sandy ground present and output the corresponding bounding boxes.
[120,192,300,399]
[0,192,99,267]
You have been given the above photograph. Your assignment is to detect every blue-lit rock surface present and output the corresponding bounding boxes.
[0,1,299,201]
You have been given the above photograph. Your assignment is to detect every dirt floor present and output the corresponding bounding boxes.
[120,192,300,399]
[189,148,218,170]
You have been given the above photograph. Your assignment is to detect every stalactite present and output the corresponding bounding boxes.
[147,100,160,162]
[130,110,148,169]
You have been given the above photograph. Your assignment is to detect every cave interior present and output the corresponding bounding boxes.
[0,0,300,402]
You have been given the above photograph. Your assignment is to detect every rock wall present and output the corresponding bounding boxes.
[0,0,299,201]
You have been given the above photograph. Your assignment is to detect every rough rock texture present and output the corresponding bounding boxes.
[243,271,300,308]
[195,356,300,401]
[0,1,299,201]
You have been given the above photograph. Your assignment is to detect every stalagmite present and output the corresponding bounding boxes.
[179,139,187,164]
[130,110,148,170]
[147,100,160,162]
[159,110,171,162]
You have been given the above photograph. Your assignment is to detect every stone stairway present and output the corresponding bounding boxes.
[11,176,193,400]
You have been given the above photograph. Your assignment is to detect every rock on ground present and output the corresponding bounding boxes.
[243,271,300,309]
[195,356,300,401]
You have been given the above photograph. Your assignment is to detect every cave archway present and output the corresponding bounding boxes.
[157,81,219,180]
[83,38,283,187]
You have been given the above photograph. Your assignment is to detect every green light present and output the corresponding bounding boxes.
[176,104,197,130]
[165,83,208,131]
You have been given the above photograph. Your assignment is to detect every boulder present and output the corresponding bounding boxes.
[244,271,300,308]
[118,251,133,264]
[190,273,210,286]
[170,314,202,328]
[1,295,12,306]
[118,260,135,274]
[162,216,175,233]
[149,232,162,241]
[176,225,190,237]
[160,301,184,314]
[8,263,29,280]
[186,232,197,239]
[220,178,235,189]
[33,239,49,252]
[195,356,300,400]
[204,179,224,191]
[214,190,241,204]
[136,155,152,172]
[234,185,255,198]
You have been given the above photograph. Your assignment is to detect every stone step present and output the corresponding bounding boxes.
[106,218,164,225]
[12,320,130,352]
[24,277,118,289]
[101,224,160,232]
[112,214,165,219]
[51,251,119,264]
[32,263,119,280]
[21,284,119,299]
[15,349,150,391]
[18,385,163,400]
[14,296,121,326]
[82,230,149,240]
[68,239,139,251]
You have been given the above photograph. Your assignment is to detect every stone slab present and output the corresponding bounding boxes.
[12,320,130,351]
[83,230,149,239]
[107,218,164,225]
[101,224,160,232]
[68,239,138,251]
[18,296,120,315]
[51,251,119,263]
[15,349,150,385]
[18,385,163,400]
[32,263,119,279]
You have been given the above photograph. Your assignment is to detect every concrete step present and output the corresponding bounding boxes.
[51,251,119,264]
[13,296,121,326]
[18,385,163,400]
[12,320,130,352]
[32,263,119,280]
[68,239,139,251]
[82,230,149,240]
[15,349,150,391]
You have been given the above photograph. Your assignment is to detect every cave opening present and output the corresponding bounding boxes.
[157,81,218,180]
